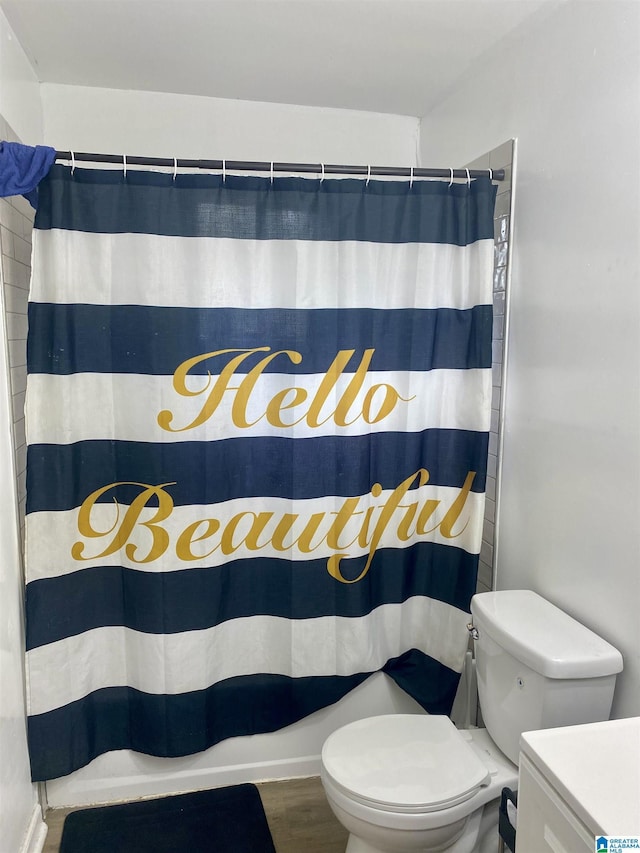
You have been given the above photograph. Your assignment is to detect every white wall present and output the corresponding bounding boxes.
[41,83,419,166]
[0,10,42,144]
[420,1,640,720]
[0,9,46,852]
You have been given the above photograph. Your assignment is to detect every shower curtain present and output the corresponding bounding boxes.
[25,164,496,781]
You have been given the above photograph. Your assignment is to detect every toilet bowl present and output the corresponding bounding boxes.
[321,715,518,853]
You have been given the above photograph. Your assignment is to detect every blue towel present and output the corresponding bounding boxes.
[0,141,56,208]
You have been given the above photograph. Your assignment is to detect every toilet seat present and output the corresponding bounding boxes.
[321,715,491,815]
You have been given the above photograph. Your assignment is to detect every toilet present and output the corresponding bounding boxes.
[321,590,623,853]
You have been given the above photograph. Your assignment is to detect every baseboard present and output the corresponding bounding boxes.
[20,804,48,853]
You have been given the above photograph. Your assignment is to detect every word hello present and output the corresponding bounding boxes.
[157,347,414,432]
[72,469,477,584]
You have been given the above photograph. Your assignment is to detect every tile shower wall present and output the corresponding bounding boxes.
[0,117,33,549]
[465,139,514,595]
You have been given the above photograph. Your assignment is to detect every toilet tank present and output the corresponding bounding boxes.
[470,590,623,765]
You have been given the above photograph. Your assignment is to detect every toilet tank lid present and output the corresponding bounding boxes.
[470,591,623,679]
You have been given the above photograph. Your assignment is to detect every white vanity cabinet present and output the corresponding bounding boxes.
[515,717,640,853]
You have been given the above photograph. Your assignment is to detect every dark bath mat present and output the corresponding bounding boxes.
[59,783,277,853]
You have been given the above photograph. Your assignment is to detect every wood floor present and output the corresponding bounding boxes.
[43,776,349,853]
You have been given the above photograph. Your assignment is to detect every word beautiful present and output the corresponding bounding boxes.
[157,346,414,431]
[72,470,477,584]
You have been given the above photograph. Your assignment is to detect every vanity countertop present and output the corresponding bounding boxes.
[520,717,640,836]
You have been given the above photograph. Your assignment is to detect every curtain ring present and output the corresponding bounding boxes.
[123,154,127,180]
[465,168,471,188]
[488,168,493,182]
[70,151,76,175]
[320,163,325,184]
[366,165,371,187]
[222,159,226,184]
[409,166,414,189]
[270,161,274,185]
[448,168,454,187]
[173,158,178,181]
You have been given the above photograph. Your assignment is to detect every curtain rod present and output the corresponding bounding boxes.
[54,151,504,181]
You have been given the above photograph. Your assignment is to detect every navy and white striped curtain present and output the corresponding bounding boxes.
[25,165,496,781]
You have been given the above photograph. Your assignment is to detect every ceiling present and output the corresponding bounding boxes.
[2,0,551,117]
